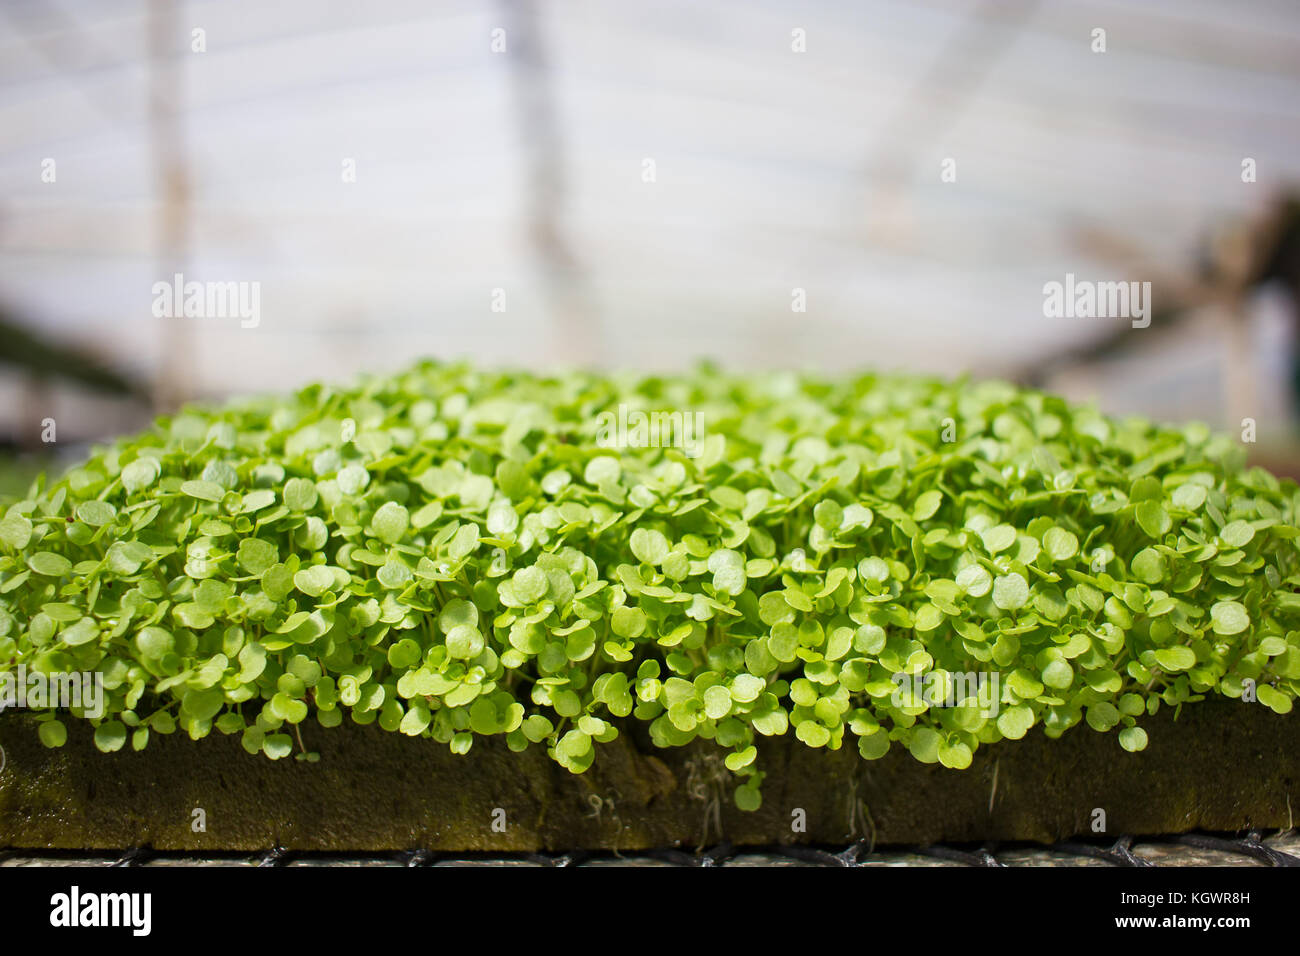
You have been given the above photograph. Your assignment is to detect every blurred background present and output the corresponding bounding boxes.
[2,0,1300,480]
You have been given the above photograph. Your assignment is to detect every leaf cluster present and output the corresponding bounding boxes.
[1,364,1297,808]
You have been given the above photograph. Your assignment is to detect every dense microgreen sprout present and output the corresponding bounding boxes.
[2,361,1299,809]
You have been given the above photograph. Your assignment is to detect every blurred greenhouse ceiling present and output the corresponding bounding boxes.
[1,0,1300,443]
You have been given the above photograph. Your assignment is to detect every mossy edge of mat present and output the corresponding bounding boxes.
[0,697,1294,852]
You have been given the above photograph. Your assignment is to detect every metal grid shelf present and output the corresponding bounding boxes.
[3,830,1298,868]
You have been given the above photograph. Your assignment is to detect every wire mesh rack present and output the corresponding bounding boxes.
[3,830,1298,868]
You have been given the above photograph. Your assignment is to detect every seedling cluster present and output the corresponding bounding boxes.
[1,363,1296,809]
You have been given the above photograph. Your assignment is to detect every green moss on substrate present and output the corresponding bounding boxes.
[1,699,1296,851]
[1,362,1299,813]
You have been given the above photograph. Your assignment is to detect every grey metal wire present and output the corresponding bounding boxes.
[256,846,291,868]
[1052,835,1154,867]
[7,830,1300,867]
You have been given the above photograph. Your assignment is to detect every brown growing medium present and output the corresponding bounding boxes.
[0,697,1295,851]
